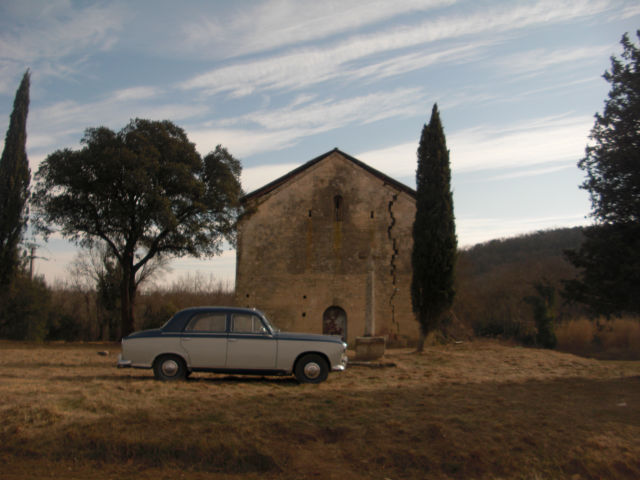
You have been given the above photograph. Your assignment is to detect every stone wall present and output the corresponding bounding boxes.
[235,150,418,345]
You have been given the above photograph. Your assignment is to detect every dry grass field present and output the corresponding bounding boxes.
[1,340,639,480]
[556,317,640,360]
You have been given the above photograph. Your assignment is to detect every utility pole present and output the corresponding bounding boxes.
[29,245,35,279]
[26,244,47,279]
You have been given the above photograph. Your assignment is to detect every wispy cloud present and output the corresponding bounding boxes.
[24,87,209,167]
[225,88,425,130]
[179,0,455,58]
[496,45,614,76]
[180,0,614,97]
[33,98,207,136]
[226,111,592,193]
[619,4,640,19]
[484,163,575,182]
[192,88,426,157]
[0,2,125,92]
[357,142,419,178]
[449,114,592,172]
[241,163,301,193]
[111,86,163,102]
[188,128,305,159]
[357,113,593,178]
[0,3,123,61]
[179,40,487,98]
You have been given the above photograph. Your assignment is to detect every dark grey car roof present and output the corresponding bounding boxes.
[162,306,264,332]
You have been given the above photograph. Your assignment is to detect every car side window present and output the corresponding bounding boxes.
[185,313,227,332]
[232,314,267,334]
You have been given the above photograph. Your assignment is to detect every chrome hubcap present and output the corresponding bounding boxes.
[303,362,321,379]
[161,359,179,377]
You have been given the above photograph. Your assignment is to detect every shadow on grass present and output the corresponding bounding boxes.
[49,372,300,385]
[191,375,299,385]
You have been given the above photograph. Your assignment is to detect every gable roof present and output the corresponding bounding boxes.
[242,148,416,202]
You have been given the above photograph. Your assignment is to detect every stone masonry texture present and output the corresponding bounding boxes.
[235,149,418,345]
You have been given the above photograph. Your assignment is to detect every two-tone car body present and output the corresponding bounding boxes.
[117,306,347,383]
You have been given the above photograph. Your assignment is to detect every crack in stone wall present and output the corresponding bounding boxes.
[387,193,400,337]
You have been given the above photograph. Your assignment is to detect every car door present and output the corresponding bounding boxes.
[226,312,277,370]
[180,311,228,369]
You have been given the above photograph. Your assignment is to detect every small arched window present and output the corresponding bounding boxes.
[334,195,343,222]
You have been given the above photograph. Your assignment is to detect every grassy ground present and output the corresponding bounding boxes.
[1,340,639,480]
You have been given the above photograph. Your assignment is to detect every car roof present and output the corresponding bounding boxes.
[177,306,260,314]
[162,306,265,332]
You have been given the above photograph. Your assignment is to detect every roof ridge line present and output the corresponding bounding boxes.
[241,148,416,202]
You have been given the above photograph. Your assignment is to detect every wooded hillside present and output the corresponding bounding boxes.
[450,227,586,342]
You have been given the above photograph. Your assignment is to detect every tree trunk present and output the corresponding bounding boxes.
[416,330,426,353]
[415,311,429,353]
[120,256,136,339]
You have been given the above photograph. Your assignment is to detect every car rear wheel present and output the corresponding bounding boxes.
[294,353,329,383]
[153,355,187,381]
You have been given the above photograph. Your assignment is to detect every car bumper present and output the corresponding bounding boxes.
[332,353,348,372]
[117,354,132,368]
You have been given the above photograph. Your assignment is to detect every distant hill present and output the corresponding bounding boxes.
[452,227,587,341]
[459,227,586,277]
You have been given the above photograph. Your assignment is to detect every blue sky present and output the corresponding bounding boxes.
[1,0,639,286]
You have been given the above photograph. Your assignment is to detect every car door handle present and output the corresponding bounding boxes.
[228,338,238,342]
[182,338,191,341]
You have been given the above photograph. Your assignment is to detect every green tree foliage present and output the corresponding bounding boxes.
[0,70,30,287]
[565,31,640,316]
[33,119,243,338]
[0,274,50,341]
[411,104,457,350]
[525,282,558,349]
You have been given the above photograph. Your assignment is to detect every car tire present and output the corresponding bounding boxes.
[294,354,329,384]
[153,355,187,381]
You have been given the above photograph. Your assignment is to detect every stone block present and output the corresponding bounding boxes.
[355,336,385,361]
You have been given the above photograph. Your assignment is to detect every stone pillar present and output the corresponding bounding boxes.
[356,255,385,361]
[364,255,375,336]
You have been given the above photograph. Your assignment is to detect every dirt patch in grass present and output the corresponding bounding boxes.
[1,339,639,479]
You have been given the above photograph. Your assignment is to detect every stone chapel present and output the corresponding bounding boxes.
[234,148,419,345]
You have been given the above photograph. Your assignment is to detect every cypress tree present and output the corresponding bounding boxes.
[411,104,457,351]
[0,70,31,286]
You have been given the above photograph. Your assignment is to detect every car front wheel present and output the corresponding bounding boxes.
[153,355,187,381]
[294,354,329,383]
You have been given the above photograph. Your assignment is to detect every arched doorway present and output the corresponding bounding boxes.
[323,306,347,341]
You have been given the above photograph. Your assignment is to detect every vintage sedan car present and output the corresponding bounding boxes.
[117,306,347,383]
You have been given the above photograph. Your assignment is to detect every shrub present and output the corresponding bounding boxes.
[598,318,640,352]
[46,313,83,341]
[140,300,177,330]
[525,283,557,349]
[556,316,640,359]
[0,274,51,341]
[556,318,595,352]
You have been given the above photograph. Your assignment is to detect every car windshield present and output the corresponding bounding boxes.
[262,313,279,332]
